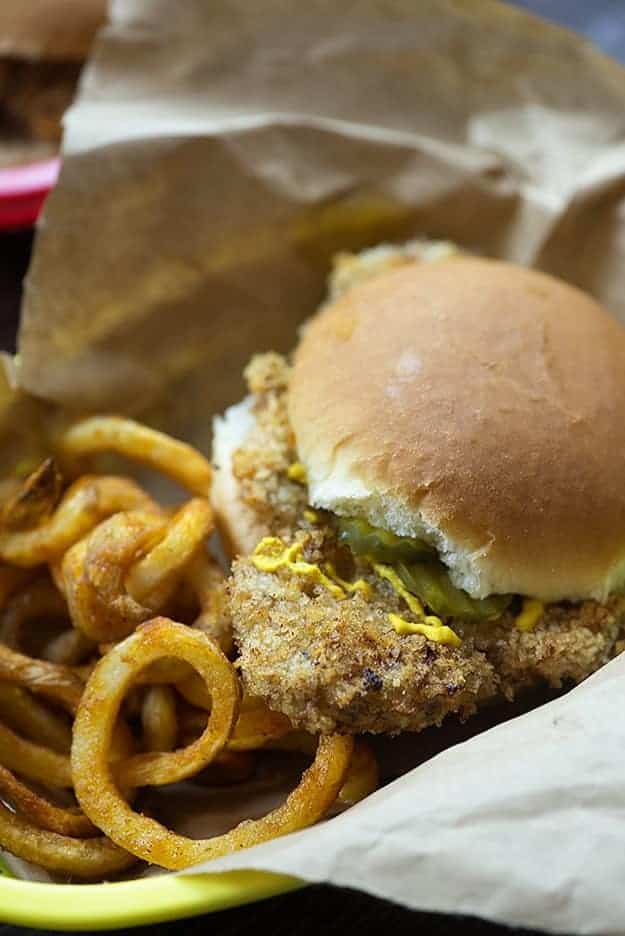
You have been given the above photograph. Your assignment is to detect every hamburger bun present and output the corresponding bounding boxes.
[289,256,625,602]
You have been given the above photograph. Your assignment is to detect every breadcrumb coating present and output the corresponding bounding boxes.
[227,340,625,735]
[230,353,307,541]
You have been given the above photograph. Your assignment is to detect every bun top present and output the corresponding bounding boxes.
[289,256,625,601]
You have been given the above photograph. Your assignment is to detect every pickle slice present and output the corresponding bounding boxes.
[396,561,510,621]
[337,517,435,564]
[337,516,510,621]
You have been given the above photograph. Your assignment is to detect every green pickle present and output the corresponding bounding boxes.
[337,516,510,621]
[396,561,510,621]
[337,516,435,563]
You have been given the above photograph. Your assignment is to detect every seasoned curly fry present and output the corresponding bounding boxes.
[0,416,377,880]
[72,618,353,869]
[0,719,72,787]
[185,552,232,654]
[77,728,353,869]
[176,691,293,753]
[63,512,166,642]
[0,765,96,837]
[0,643,83,712]
[0,801,135,877]
[265,732,378,806]
[141,686,178,753]
[0,684,71,754]
[0,475,158,566]
[63,503,213,643]
[0,577,68,651]
[337,740,379,806]
[58,417,213,497]
[74,619,239,792]
[126,498,213,607]
[228,695,293,751]
[1,458,63,531]
[175,670,211,709]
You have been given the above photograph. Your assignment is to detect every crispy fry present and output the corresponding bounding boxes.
[126,498,213,608]
[0,801,135,877]
[0,684,71,754]
[48,556,67,596]
[0,765,96,837]
[63,512,166,642]
[267,733,378,805]
[0,415,377,880]
[266,731,380,806]
[1,458,63,531]
[74,619,239,792]
[0,719,72,787]
[228,695,293,751]
[176,694,292,752]
[0,643,83,712]
[185,552,233,654]
[58,417,213,497]
[176,680,293,749]
[0,475,158,566]
[141,686,178,753]
[131,647,190,684]
[76,721,352,870]
[337,739,379,806]
[175,670,211,709]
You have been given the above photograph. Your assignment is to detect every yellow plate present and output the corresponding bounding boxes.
[0,869,302,931]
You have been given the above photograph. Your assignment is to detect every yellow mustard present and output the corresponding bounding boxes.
[372,562,462,647]
[388,612,463,648]
[251,537,345,599]
[287,462,308,484]
[303,508,320,523]
[324,562,372,598]
[251,540,463,647]
[372,563,428,618]
[515,598,544,633]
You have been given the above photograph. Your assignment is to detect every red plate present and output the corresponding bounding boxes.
[0,158,60,231]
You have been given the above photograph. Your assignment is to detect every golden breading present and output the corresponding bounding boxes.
[230,353,308,540]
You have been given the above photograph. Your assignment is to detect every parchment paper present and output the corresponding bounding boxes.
[8,1,625,932]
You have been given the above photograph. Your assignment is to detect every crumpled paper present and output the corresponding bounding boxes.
[8,1,625,932]
[192,654,625,936]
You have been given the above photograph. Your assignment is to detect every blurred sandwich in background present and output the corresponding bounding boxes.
[0,0,105,166]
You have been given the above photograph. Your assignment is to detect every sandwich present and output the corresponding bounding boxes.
[213,242,625,735]
[0,0,105,164]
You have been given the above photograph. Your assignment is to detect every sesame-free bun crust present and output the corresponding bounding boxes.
[289,257,625,601]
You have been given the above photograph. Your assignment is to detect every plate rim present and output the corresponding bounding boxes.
[0,868,302,931]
